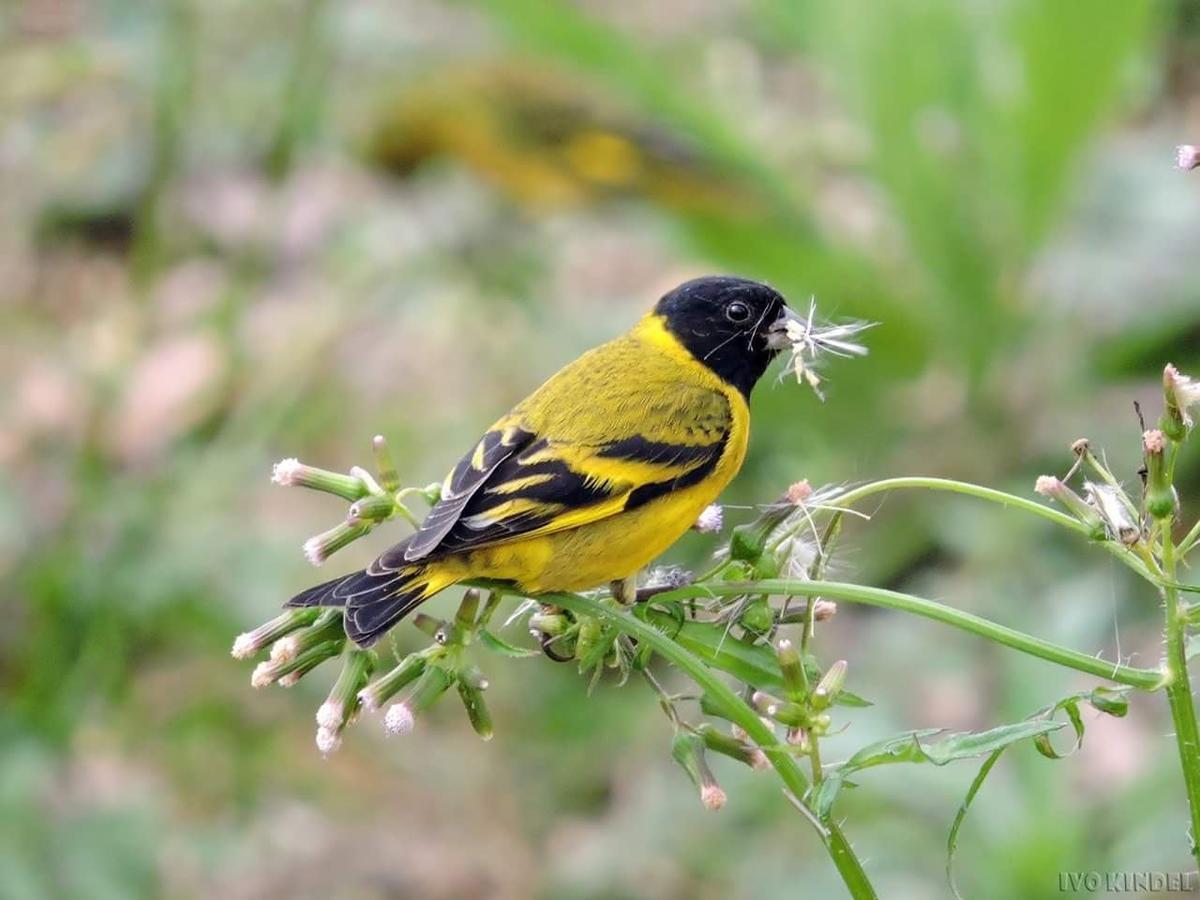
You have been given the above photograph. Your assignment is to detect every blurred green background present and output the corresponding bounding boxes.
[3,0,1200,897]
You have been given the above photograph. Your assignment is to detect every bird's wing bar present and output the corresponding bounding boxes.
[384,430,726,567]
[403,421,535,561]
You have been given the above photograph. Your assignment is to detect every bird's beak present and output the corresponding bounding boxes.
[765,304,801,351]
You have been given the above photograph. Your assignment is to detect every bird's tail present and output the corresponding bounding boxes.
[286,542,460,647]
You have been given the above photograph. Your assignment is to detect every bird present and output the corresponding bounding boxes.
[288,275,801,647]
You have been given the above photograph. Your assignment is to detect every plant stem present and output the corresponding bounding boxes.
[1160,527,1200,864]
[827,477,1163,582]
[834,477,1084,531]
[653,580,1165,691]
[543,590,878,900]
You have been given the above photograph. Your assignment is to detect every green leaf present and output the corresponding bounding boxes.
[1088,686,1129,718]
[813,774,844,821]
[1031,686,1130,759]
[650,615,785,690]
[478,629,539,658]
[645,613,873,707]
[839,721,1064,774]
[835,690,873,709]
[946,749,1004,900]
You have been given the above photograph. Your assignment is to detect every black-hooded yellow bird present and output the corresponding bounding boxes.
[289,276,800,646]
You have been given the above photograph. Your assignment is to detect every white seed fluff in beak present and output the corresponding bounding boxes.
[768,298,874,400]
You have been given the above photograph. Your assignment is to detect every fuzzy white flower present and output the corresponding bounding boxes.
[231,633,258,659]
[250,662,277,689]
[270,636,299,664]
[316,701,344,731]
[315,726,342,756]
[1177,145,1200,171]
[384,702,415,735]
[694,504,724,534]
[272,457,304,486]
[701,783,727,811]
[302,536,326,567]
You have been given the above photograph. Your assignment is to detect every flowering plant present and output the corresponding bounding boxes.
[234,335,1200,898]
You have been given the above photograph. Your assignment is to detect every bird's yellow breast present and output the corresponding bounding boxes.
[434,314,750,592]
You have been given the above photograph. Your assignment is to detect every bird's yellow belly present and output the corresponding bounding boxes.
[438,479,723,592]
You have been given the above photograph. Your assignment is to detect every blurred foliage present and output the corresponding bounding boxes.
[2,0,1199,897]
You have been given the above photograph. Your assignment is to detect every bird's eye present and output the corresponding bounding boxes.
[725,301,751,323]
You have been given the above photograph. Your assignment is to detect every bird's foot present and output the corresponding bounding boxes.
[610,576,638,606]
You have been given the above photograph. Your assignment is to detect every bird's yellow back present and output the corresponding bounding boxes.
[288,275,787,647]
[429,312,750,593]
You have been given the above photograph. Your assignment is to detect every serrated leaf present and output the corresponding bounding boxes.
[479,629,539,658]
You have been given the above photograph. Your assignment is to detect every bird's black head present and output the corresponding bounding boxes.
[654,276,790,397]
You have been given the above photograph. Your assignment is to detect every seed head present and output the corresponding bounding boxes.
[1164,364,1200,432]
[1083,482,1139,546]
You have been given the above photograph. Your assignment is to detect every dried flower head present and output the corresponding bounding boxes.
[811,599,838,622]
[1164,364,1200,432]
[1083,482,1140,546]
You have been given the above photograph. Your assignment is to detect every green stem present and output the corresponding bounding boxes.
[833,477,1084,531]
[653,580,1165,691]
[543,591,878,900]
[828,477,1162,583]
[1161,526,1200,863]
[1178,517,1200,559]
